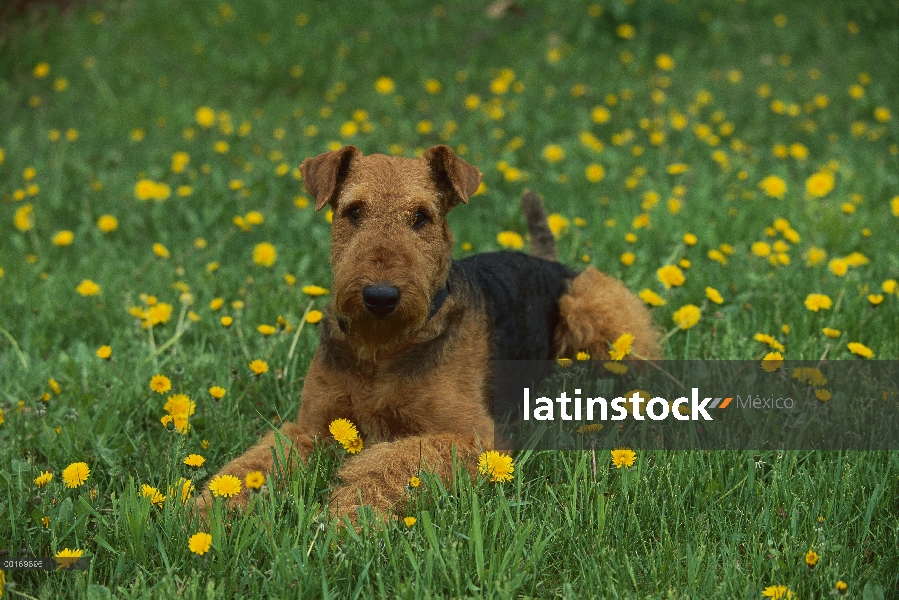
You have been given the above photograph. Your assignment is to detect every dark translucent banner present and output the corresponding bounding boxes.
[492,360,899,451]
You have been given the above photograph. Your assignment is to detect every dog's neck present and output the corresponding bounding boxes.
[327,279,455,368]
[335,280,450,335]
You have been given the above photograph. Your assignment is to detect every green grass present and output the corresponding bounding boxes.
[0,0,897,597]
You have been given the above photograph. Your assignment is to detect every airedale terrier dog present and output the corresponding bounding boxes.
[201,144,661,522]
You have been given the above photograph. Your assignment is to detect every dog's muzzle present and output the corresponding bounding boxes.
[362,285,401,317]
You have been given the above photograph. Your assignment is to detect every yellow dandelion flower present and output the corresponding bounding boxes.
[134,179,156,201]
[152,243,170,259]
[611,448,636,469]
[209,474,242,498]
[141,484,166,506]
[616,23,636,39]
[761,352,784,373]
[150,374,172,394]
[496,231,524,249]
[542,144,565,163]
[96,214,118,232]
[847,342,873,358]
[52,230,74,246]
[576,351,590,360]
[655,53,674,70]
[762,585,794,599]
[753,333,785,352]
[806,171,835,198]
[822,328,840,338]
[815,389,832,403]
[35,471,53,487]
[257,324,276,336]
[142,302,173,328]
[171,151,189,173]
[758,175,787,199]
[804,294,832,312]
[603,361,628,375]
[96,345,112,360]
[13,204,34,233]
[221,316,233,327]
[188,531,213,555]
[609,333,634,361]
[805,247,827,266]
[245,471,265,490]
[657,265,685,289]
[195,107,216,128]
[329,418,359,446]
[404,516,417,528]
[707,249,728,265]
[163,394,196,431]
[184,454,205,467]
[672,304,701,330]
[252,242,277,267]
[374,76,395,94]
[302,285,329,296]
[638,289,666,307]
[55,547,83,559]
[306,310,323,324]
[547,214,569,238]
[478,450,515,483]
[843,252,868,267]
[752,241,772,257]
[209,386,226,399]
[705,287,724,304]
[344,437,364,454]
[249,359,269,375]
[409,476,421,488]
[62,462,90,488]
[683,233,697,246]
[585,164,605,182]
[835,581,848,594]
[868,294,884,306]
[620,252,635,266]
[76,279,100,296]
[591,105,611,124]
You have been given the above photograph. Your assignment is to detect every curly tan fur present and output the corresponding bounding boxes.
[554,267,662,360]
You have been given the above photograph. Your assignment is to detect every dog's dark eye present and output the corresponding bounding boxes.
[346,206,362,224]
[412,209,429,230]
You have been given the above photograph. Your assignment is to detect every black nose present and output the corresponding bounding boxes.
[362,285,400,317]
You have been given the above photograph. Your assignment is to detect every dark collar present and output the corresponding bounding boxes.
[336,280,450,333]
[426,280,450,321]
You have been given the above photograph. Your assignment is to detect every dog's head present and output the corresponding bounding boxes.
[299,145,482,354]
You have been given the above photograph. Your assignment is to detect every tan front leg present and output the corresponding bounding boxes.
[330,432,487,525]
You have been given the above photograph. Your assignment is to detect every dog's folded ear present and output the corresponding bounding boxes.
[423,144,483,211]
[299,145,361,211]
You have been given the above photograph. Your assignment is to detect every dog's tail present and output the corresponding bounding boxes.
[521,190,558,262]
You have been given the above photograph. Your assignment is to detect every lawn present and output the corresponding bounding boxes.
[0,0,897,598]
